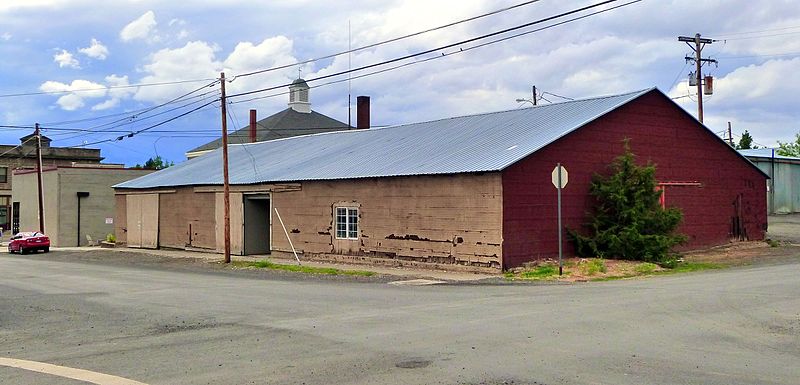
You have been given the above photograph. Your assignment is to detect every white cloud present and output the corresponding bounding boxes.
[133,37,300,106]
[134,41,221,103]
[91,98,119,111]
[40,79,109,111]
[78,38,109,60]
[120,10,157,42]
[1,32,10,41]
[53,49,80,69]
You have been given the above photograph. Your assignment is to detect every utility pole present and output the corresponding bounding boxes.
[678,33,717,123]
[727,122,734,147]
[220,73,231,264]
[34,123,45,233]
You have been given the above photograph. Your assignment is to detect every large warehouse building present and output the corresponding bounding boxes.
[114,88,768,271]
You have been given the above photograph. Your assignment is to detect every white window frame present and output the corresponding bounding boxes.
[335,206,359,240]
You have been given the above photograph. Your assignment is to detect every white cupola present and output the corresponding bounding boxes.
[288,78,311,113]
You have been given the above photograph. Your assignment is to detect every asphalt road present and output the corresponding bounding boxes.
[1,252,798,385]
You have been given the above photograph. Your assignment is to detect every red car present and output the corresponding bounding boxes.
[8,232,50,254]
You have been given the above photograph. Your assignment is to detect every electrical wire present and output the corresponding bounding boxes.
[713,25,800,38]
[715,31,800,42]
[78,99,219,146]
[0,78,219,99]
[231,0,544,80]
[542,91,574,101]
[15,0,640,147]
[44,82,220,143]
[227,0,631,100]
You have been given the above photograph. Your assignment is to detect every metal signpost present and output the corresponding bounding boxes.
[551,164,568,275]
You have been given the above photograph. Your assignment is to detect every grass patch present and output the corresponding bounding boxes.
[506,264,563,280]
[582,258,607,276]
[232,260,375,277]
[634,262,658,275]
[656,261,723,274]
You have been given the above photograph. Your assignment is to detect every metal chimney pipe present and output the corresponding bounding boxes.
[356,96,370,129]
[249,109,257,142]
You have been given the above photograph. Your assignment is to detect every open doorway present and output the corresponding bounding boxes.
[243,194,270,255]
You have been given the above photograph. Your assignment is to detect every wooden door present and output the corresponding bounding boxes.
[126,195,142,247]
[126,194,159,248]
[140,194,159,249]
[215,192,244,255]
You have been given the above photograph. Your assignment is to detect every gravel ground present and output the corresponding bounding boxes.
[768,213,800,244]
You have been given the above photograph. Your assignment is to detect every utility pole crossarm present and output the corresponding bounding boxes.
[678,36,713,44]
[678,33,716,124]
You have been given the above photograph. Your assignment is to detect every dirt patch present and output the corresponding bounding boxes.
[683,241,800,266]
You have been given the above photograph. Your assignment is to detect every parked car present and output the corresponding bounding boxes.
[8,232,50,254]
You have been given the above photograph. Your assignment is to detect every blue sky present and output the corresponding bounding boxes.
[1,0,799,166]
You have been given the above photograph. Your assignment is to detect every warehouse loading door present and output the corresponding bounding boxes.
[126,194,159,248]
[243,195,270,255]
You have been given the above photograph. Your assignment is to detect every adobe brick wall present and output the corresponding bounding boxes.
[271,173,503,269]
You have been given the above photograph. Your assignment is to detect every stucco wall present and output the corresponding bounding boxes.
[159,189,216,250]
[13,168,152,246]
[270,174,503,269]
[12,170,59,241]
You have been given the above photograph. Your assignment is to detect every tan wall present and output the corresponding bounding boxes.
[113,174,503,269]
[158,189,217,250]
[271,173,503,268]
[12,171,59,240]
[214,192,243,254]
[58,168,153,246]
[13,168,152,246]
[11,171,59,237]
[0,152,100,195]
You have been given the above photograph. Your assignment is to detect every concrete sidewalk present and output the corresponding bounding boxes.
[51,246,498,282]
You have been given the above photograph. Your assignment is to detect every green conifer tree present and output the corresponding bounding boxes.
[569,140,686,264]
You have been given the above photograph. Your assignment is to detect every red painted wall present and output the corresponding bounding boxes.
[501,91,768,269]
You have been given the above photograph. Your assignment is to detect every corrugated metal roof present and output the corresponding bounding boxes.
[739,148,800,161]
[116,88,655,189]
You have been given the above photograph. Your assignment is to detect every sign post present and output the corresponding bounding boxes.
[551,164,568,275]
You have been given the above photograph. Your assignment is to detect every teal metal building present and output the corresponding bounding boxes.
[740,149,800,214]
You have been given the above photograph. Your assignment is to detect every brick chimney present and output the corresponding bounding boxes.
[249,109,257,143]
[356,96,370,129]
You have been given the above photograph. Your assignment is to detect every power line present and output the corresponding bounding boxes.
[78,99,219,146]
[715,31,800,41]
[715,51,800,60]
[541,91,574,101]
[48,82,219,143]
[27,1,639,147]
[43,91,220,140]
[231,0,544,80]
[0,78,218,99]
[713,25,800,38]
[232,0,640,106]
[228,0,637,100]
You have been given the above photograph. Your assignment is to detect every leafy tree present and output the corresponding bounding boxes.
[777,133,800,157]
[568,141,687,264]
[134,156,174,170]
[737,130,756,150]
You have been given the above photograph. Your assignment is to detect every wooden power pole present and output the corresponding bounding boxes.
[678,33,717,124]
[34,123,45,233]
[220,73,231,264]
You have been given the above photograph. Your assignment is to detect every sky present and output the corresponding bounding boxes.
[1,0,799,167]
